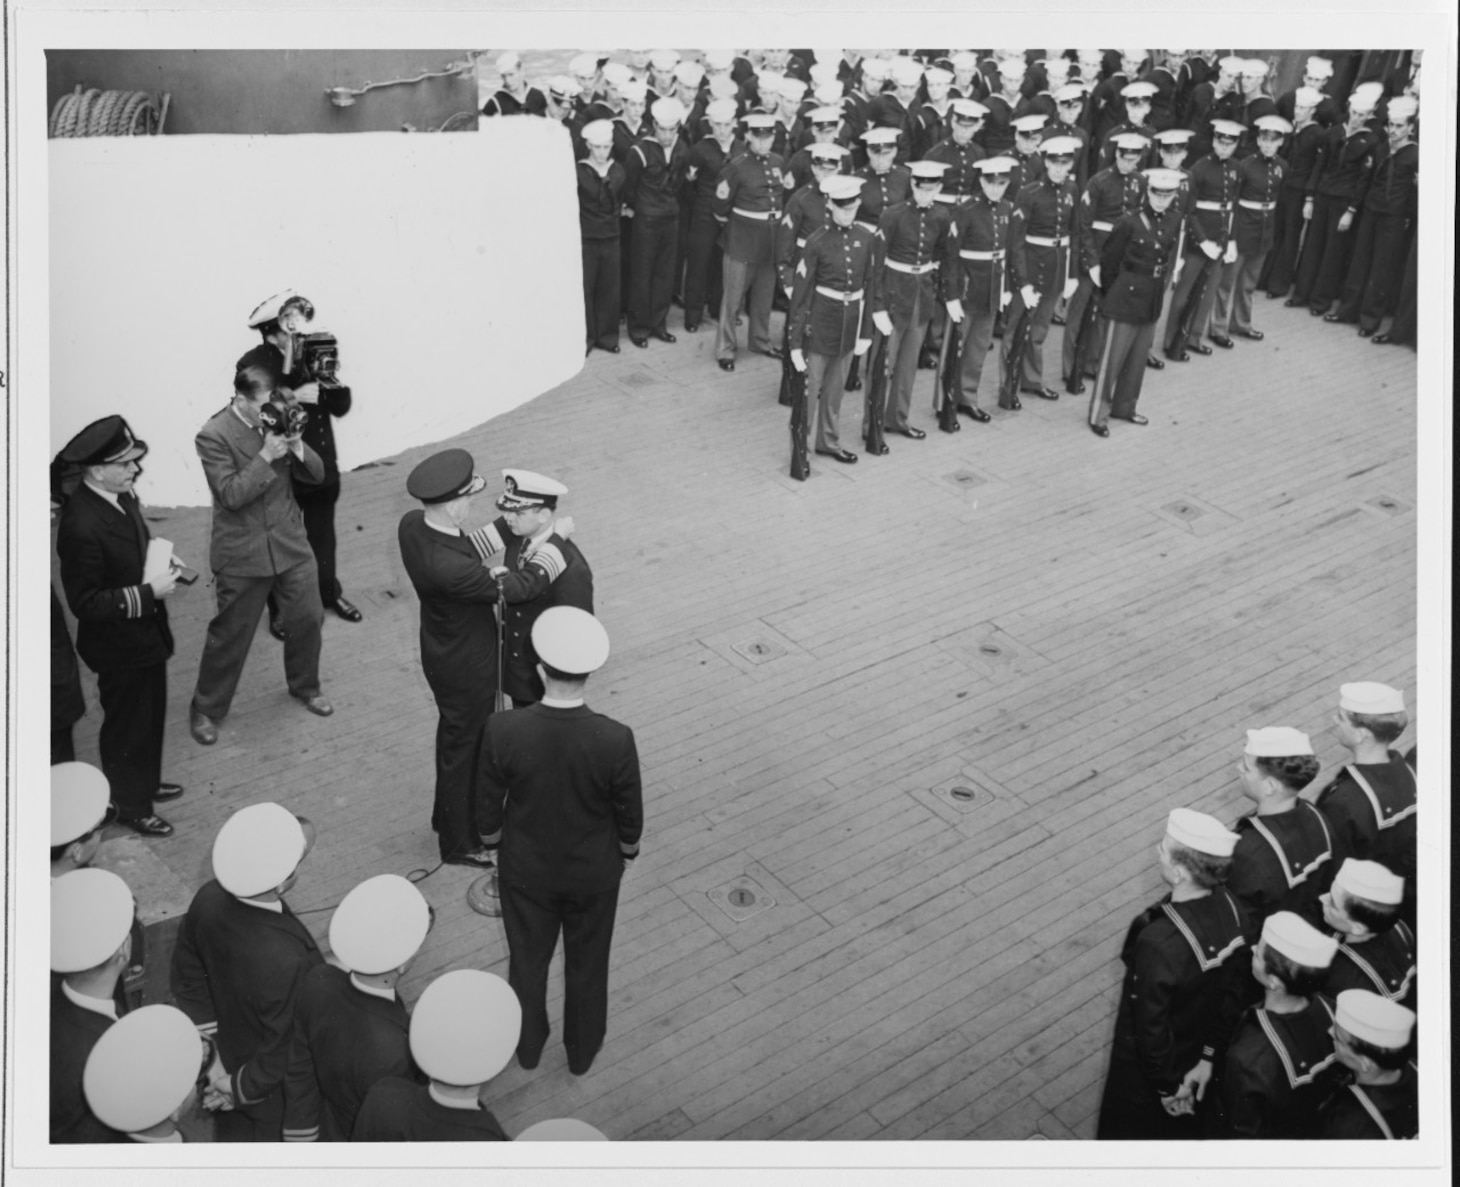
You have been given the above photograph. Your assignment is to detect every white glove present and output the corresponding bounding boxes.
[783,284,794,299]
[945,299,964,324]
[1020,284,1038,308]
[1223,241,1237,264]
[854,338,872,356]
[1337,210,1354,232]
[1302,198,1314,221]
[873,310,893,336]
[1089,266,1102,289]
[1062,277,1079,300]
[1000,289,1014,309]
[1199,240,1221,260]
[790,348,807,373]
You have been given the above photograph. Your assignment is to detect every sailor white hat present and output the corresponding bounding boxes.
[1338,681,1405,714]
[1165,807,1239,857]
[1244,726,1314,757]
[1261,910,1338,969]
[1334,989,1414,1049]
[1331,857,1404,906]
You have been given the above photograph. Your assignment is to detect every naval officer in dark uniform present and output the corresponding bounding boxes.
[480,608,644,1077]
[396,450,570,867]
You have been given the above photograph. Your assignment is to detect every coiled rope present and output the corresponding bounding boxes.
[49,86,171,137]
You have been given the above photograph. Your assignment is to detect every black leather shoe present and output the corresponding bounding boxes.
[917,352,939,370]
[602,343,620,353]
[155,782,185,803]
[1066,377,1086,394]
[1310,307,1328,317]
[896,426,927,439]
[1235,328,1264,340]
[1189,343,1213,356]
[123,814,174,839]
[652,329,677,343]
[1166,348,1190,362]
[1000,397,1023,411]
[815,447,858,464]
[958,404,991,423]
[1209,334,1234,349]
[1114,413,1149,425]
[268,616,287,641]
[567,1047,601,1076]
[683,322,699,333]
[293,693,335,717]
[630,336,649,348]
[761,346,784,360]
[864,441,890,455]
[1283,297,1305,307]
[1357,326,1374,338]
[1146,354,1165,369]
[1024,386,1061,400]
[331,597,363,623]
[1322,312,1342,323]
[1051,313,1067,326]
[844,375,862,390]
[717,358,735,372]
[190,707,219,746]
[443,848,495,870]
[1371,333,1393,345]
[1090,423,1110,438]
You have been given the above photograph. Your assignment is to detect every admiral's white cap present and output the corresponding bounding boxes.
[1305,56,1334,78]
[1111,131,1149,152]
[648,49,680,72]
[652,96,687,128]
[1339,681,1405,714]
[212,803,307,898]
[582,119,615,147]
[329,874,432,974]
[1254,115,1294,135]
[52,868,134,973]
[820,174,863,201]
[410,970,521,1085]
[1040,135,1081,158]
[51,761,110,847]
[517,1118,611,1140]
[1332,857,1404,905]
[1261,911,1338,969]
[1011,114,1048,134]
[246,289,301,328]
[1244,726,1314,757]
[497,468,568,511]
[1335,989,1415,1049]
[1349,81,1384,113]
[600,62,634,89]
[951,98,989,120]
[83,1005,202,1133]
[1142,168,1185,192]
[1121,80,1157,100]
[704,98,738,123]
[496,51,521,74]
[532,607,611,676]
[1165,807,1239,857]
[674,61,705,89]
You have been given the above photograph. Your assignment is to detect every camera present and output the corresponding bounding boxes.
[258,400,309,436]
[298,332,351,400]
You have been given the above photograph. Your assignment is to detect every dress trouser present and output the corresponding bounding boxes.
[1061,275,1104,381]
[1207,254,1243,335]
[428,687,493,859]
[269,480,341,617]
[1334,210,1410,330]
[717,253,776,359]
[1259,188,1306,295]
[1293,192,1353,310]
[96,662,167,820]
[955,303,998,408]
[193,563,323,720]
[681,213,723,329]
[1089,319,1156,427]
[628,213,678,339]
[501,879,620,1070]
[1226,250,1269,334]
[804,351,851,450]
[1164,249,1221,350]
[1002,282,1060,390]
[582,235,621,349]
[883,287,932,430]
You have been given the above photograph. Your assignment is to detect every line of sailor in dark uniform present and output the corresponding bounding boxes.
[485,49,1423,479]
[1095,682,1420,1140]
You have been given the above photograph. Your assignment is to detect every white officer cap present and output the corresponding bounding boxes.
[1241,59,1269,79]
[83,1005,202,1133]
[703,98,738,124]
[533,606,611,675]
[950,98,989,120]
[1210,118,1246,139]
[582,119,615,147]
[860,57,893,84]
[1111,131,1149,152]
[674,60,705,89]
[1339,681,1405,714]
[891,57,925,87]
[975,156,1018,176]
[820,174,863,202]
[619,79,649,105]
[600,62,634,89]
[861,125,900,146]
[702,49,735,72]
[908,159,949,181]
[410,969,522,1085]
[808,105,842,125]
[517,1118,610,1140]
[1165,807,1240,858]
[776,77,807,103]
[1304,56,1334,79]
[1244,726,1314,757]
[51,761,110,847]
[924,66,954,87]
[51,868,134,973]
[648,49,680,72]
[1348,81,1385,114]
[1292,86,1325,110]
[743,111,778,132]
[329,874,431,974]
[497,468,568,511]
[1387,95,1419,123]
[1154,127,1196,146]
[569,53,601,81]
[1142,167,1184,193]
[1332,857,1405,906]
[808,141,846,163]
[652,96,687,128]
[1040,135,1081,158]
[246,288,302,328]
[496,51,521,74]
[1254,114,1294,136]
[809,60,841,87]
[1053,83,1085,104]
[211,802,307,898]
[1120,80,1157,101]
[1261,911,1338,969]
[1011,114,1048,134]
[1334,989,1415,1050]
[814,80,845,107]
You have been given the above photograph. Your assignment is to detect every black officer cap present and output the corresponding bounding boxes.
[407,449,487,504]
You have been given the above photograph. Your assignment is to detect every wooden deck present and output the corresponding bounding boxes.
[62,297,1418,1143]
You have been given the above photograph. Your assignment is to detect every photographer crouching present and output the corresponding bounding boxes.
[237,290,364,637]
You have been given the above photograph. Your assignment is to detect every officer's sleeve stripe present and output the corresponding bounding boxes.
[282,1127,319,1142]
[467,524,505,563]
[620,839,641,858]
[479,829,502,848]
[195,1021,218,1038]
[528,543,566,581]
[123,586,141,618]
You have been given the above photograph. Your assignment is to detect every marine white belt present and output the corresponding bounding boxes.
[1024,235,1069,247]
[1194,201,1230,211]
[933,193,962,204]
[733,207,773,220]
[886,259,938,274]
[1238,199,1277,211]
[959,249,1005,260]
[815,286,866,301]
[1091,220,1115,232]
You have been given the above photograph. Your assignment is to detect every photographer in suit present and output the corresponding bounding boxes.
[188,365,333,745]
[236,290,363,637]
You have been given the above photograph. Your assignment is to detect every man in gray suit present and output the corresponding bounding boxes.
[189,365,333,744]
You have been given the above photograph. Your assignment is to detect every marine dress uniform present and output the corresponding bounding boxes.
[949,156,1014,415]
[1211,116,1289,341]
[712,113,786,368]
[853,126,913,228]
[786,174,879,463]
[922,100,989,206]
[1163,122,1241,358]
[1088,168,1183,436]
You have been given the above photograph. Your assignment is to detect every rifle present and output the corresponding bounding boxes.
[935,308,962,432]
[788,360,811,480]
[1064,278,1101,394]
[862,330,891,455]
[999,298,1035,407]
